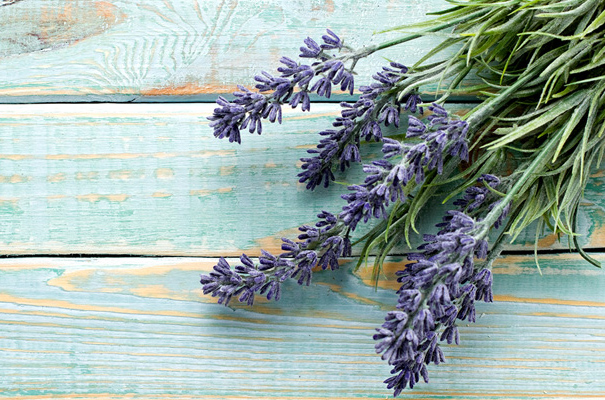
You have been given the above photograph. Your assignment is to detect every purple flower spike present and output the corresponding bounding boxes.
[201,208,352,307]
[210,30,359,145]
[289,91,311,111]
[321,29,343,50]
[311,76,332,98]
[300,37,322,58]
[299,60,423,190]
[337,103,474,232]
[375,172,510,395]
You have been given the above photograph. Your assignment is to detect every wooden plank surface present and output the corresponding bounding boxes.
[0,254,603,398]
[2,2,604,399]
[0,0,448,102]
[0,103,604,256]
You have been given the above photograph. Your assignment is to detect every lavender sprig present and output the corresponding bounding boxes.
[200,211,351,306]
[374,175,509,395]
[208,30,356,144]
[340,104,469,231]
[200,102,471,307]
[298,62,424,190]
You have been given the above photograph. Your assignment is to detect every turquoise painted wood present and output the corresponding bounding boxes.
[0,255,603,398]
[0,103,603,256]
[1,1,604,399]
[0,0,450,102]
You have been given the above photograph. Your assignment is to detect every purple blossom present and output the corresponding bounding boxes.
[321,29,344,51]
[298,61,424,191]
[374,175,511,396]
[300,37,322,58]
[209,30,356,144]
[339,104,470,231]
[200,211,351,306]
[339,159,405,230]
[454,174,501,211]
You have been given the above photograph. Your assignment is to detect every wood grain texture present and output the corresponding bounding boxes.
[0,0,449,102]
[0,103,603,256]
[0,254,603,398]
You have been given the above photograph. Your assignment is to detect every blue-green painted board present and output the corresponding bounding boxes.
[0,254,603,398]
[0,103,602,256]
[0,0,450,102]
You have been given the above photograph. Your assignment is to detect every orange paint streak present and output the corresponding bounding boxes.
[494,295,605,307]
[249,226,302,255]
[8,393,605,400]
[536,232,559,247]
[288,111,339,121]
[0,154,32,160]
[47,173,66,183]
[94,1,118,20]
[154,168,174,179]
[0,263,60,270]
[76,194,129,203]
[151,191,172,198]
[454,355,571,363]
[0,150,234,162]
[314,282,382,307]
[0,174,30,183]
[46,152,173,160]
[0,198,20,210]
[141,82,234,96]
[219,165,235,176]
[129,285,172,298]
[454,362,571,371]
[190,187,233,197]
[108,170,145,180]
[326,0,335,12]
[0,293,200,319]
[75,172,99,180]
[529,312,605,320]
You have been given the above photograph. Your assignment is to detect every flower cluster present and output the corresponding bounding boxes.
[298,62,424,190]
[373,174,507,395]
[200,211,351,306]
[340,104,470,231]
[201,106,472,308]
[208,30,355,144]
[454,174,511,229]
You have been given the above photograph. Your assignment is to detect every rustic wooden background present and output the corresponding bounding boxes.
[0,1,603,399]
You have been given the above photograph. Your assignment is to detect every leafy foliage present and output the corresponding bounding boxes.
[204,0,605,395]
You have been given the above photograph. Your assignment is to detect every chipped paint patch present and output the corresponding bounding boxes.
[190,187,233,197]
[76,194,129,203]
[154,168,175,179]
[0,0,126,57]
[151,192,173,198]
[75,172,99,180]
[47,173,67,183]
[108,170,145,180]
[0,174,31,183]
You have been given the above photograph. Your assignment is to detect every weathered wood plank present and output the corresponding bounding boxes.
[0,103,603,256]
[0,255,603,398]
[0,0,449,102]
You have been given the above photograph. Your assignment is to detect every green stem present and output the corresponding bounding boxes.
[463,48,563,132]
[349,9,489,61]
[477,128,563,238]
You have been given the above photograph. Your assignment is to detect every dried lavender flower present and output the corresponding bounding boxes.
[298,62,424,190]
[205,7,605,392]
[340,104,469,231]
[208,30,359,144]
[200,211,351,306]
[374,176,509,395]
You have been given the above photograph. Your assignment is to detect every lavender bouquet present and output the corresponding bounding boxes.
[202,0,605,395]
